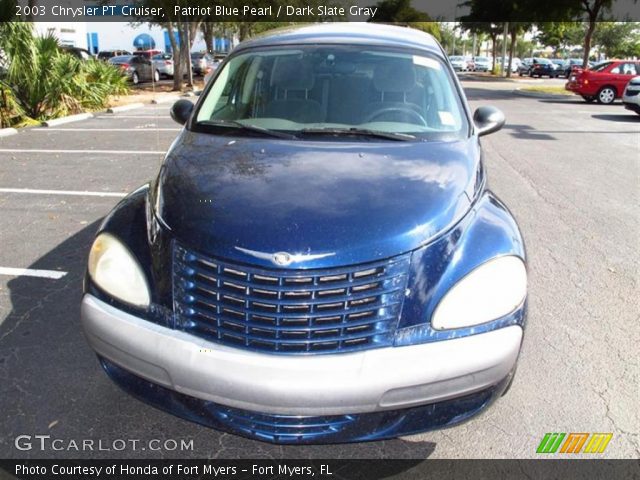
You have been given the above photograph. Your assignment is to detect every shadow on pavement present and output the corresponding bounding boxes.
[591,113,640,123]
[0,222,437,460]
[462,87,515,102]
[503,124,556,141]
[538,97,587,104]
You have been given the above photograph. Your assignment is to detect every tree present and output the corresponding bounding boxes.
[369,0,432,22]
[535,22,585,55]
[505,23,531,77]
[531,0,615,67]
[593,22,640,58]
[137,0,207,91]
[460,21,504,71]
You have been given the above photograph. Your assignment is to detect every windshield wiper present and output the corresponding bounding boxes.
[200,120,298,140]
[300,127,417,142]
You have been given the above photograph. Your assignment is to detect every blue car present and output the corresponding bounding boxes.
[81,24,527,444]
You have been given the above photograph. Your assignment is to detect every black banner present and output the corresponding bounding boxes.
[0,460,639,480]
[3,0,640,22]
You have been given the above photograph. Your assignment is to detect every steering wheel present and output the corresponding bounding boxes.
[364,107,428,126]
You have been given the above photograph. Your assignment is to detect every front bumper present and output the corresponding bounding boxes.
[622,91,640,113]
[82,294,523,418]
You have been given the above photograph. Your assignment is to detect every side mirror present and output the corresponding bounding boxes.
[170,99,194,125]
[473,106,505,137]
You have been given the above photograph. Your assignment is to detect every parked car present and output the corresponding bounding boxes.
[81,23,526,444]
[152,53,174,78]
[133,49,163,59]
[97,50,131,61]
[622,76,640,114]
[517,58,533,76]
[529,58,559,78]
[190,52,216,76]
[465,56,475,71]
[448,55,468,72]
[563,58,584,78]
[565,60,640,104]
[108,55,160,84]
[473,56,491,72]
[551,59,567,77]
[500,57,520,73]
[59,46,94,61]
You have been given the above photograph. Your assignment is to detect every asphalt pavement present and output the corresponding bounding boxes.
[0,79,638,459]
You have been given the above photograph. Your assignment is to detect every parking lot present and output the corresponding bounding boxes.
[0,78,638,459]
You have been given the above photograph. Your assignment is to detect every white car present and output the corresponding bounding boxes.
[473,56,491,72]
[500,57,520,73]
[448,55,467,72]
[622,76,640,115]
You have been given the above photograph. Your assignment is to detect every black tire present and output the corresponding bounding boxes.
[154,69,160,82]
[597,86,616,105]
[131,71,139,85]
[581,95,595,103]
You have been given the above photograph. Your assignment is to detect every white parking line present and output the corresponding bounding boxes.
[0,188,127,197]
[34,128,180,132]
[0,149,164,155]
[0,267,67,279]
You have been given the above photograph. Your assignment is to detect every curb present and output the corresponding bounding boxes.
[151,96,180,104]
[41,113,93,127]
[107,103,144,113]
[513,88,572,99]
[0,128,18,137]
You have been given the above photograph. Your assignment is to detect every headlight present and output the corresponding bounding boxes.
[88,233,150,308]
[432,256,526,330]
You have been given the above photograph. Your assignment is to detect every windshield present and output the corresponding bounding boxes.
[592,62,612,72]
[194,46,468,140]
[110,56,133,64]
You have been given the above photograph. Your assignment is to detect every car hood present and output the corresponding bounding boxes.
[154,131,481,268]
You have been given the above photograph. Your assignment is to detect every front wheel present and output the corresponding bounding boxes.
[154,69,160,82]
[131,71,139,85]
[597,86,616,104]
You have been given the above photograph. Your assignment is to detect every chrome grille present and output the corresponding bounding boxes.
[172,244,410,354]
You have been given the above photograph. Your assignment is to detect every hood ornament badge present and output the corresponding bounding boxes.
[235,247,335,266]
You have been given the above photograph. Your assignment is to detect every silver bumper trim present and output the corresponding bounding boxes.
[81,294,522,415]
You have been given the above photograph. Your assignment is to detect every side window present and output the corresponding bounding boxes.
[610,64,621,74]
[622,63,637,75]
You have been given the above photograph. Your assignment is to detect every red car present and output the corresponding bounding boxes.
[565,60,640,104]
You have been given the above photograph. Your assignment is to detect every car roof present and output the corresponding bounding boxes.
[235,23,443,56]
[111,55,133,61]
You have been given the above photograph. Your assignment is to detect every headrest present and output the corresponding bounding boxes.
[373,59,416,93]
[271,57,315,90]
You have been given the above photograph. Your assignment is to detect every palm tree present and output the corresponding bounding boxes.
[1,23,128,127]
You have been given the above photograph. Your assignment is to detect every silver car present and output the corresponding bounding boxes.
[474,56,491,72]
[448,55,467,72]
[622,76,640,115]
[152,53,174,78]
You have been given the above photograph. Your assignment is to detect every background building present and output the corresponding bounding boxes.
[34,22,234,54]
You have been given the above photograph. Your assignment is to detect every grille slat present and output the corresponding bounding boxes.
[173,244,410,355]
[177,260,404,293]
[187,319,394,345]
